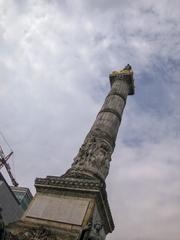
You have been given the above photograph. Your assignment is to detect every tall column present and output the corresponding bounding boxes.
[65,64,134,181]
[6,65,135,240]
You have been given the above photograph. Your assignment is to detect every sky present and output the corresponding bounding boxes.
[0,0,180,239]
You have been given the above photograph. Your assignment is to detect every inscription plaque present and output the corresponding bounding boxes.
[25,194,90,226]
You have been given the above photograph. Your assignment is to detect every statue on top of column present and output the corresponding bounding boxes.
[111,64,133,76]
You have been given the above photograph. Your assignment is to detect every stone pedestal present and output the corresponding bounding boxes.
[7,175,114,240]
[5,65,134,240]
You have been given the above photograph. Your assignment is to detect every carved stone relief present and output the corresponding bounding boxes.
[5,227,57,240]
[76,222,104,240]
[69,129,113,180]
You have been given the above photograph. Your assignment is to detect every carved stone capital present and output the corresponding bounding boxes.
[109,66,135,95]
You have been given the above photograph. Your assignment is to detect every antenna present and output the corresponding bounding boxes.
[0,145,19,187]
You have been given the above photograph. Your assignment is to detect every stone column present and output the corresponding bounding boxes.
[6,65,135,240]
[66,65,135,181]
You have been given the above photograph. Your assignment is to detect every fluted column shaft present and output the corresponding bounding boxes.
[66,67,134,181]
[91,79,129,145]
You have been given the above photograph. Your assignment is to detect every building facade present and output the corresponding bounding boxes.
[0,173,23,225]
[11,186,33,211]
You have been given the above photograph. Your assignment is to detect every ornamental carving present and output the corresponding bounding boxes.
[70,129,113,180]
[5,227,57,240]
[77,222,103,240]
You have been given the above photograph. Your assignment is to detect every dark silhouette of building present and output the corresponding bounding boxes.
[0,172,23,225]
[11,186,33,211]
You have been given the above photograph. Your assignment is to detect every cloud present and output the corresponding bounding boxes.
[0,0,180,239]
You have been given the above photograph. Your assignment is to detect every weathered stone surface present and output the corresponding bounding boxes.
[5,226,57,240]
[5,224,77,240]
[77,221,104,240]
[25,195,90,226]
[66,66,134,181]
[5,66,135,240]
[69,129,113,180]
[34,176,114,235]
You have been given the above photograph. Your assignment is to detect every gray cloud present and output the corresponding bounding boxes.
[0,0,180,239]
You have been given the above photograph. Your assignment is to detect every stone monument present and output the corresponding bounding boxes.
[5,65,135,239]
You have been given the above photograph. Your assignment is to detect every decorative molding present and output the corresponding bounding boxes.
[34,175,114,234]
[107,92,126,103]
[66,128,114,181]
[5,226,57,240]
[35,176,104,191]
[98,108,122,122]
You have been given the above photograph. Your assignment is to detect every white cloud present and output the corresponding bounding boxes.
[0,0,180,239]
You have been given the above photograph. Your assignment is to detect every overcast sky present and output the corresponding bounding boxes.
[0,0,180,239]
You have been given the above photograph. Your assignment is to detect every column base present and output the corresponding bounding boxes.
[6,175,114,240]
